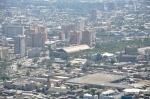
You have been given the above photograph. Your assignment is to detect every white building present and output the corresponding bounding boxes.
[70,58,87,67]
[93,95,98,99]
[100,90,121,99]
[83,93,93,99]
[83,94,98,99]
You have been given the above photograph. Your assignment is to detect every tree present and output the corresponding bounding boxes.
[83,85,90,89]
[91,89,96,95]
[46,60,52,70]
[60,53,68,60]
[110,58,116,65]
[17,63,22,68]
[66,62,71,67]
[32,57,39,63]
[26,70,30,76]
[70,85,76,91]
[0,73,10,81]
[96,53,102,61]
[96,92,101,96]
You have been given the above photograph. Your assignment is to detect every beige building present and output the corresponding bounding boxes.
[31,32,46,48]
[61,23,76,39]
[25,26,47,48]
[0,47,10,61]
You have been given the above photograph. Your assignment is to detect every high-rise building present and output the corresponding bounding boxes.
[59,31,65,40]
[5,25,24,38]
[14,35,26,57]
[37,26,47,41]
[70,31,80,45]
[31,32,46,48]
[75,19,85,32]
[75,18,85,41]
[89,9,97,21]
[82,30,93,46]
[25,26,47,48]
[61,23,76,39]
[107,2,115,10]
[99,2,105,11]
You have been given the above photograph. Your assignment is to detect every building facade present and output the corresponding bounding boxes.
[70,31,80,45]
[14,35,26,57]
[82,30,93,46]
[5,25,24,38]
[89,9,97,21]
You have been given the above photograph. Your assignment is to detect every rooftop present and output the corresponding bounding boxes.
[66,73,130,89]
[70,58,87,65]
[58,44,90,54]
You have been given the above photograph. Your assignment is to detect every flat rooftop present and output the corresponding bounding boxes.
[66,73,131,89]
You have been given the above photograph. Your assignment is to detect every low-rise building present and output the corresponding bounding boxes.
[28,48,40,58]
[0,47,10,61]
[100,90,122,99]
[70,58,87,67]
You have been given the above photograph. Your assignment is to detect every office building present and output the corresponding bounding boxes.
[89,9,97,21]
[59,31,65,40]
[61,23,76,39]
[99,2,105,11]
[31,32,46,48]
[70,31,80,45]
[75,18,85,41]
[125,46,138,55]
[107,2,115,10]
[25,26,47,48]
[82,30,93,46]
[75,19,85,32]
[119,54,138,62]
[5,25,24,38]
[37,26,47,41]
[14,35,26,57]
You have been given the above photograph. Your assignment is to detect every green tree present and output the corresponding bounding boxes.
[17,63,22,68]
[60,53,68,60]
[96,53,102,61]
[110,58,116,65]
[66,62,71,67]
[26,70,30,76]
[83,85,90,89]
[46,60,52,70]
[0,73,10,81]
[33,57,39,63]
[90,89,96,95]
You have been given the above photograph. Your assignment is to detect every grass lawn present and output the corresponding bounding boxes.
[0,79,3,83]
